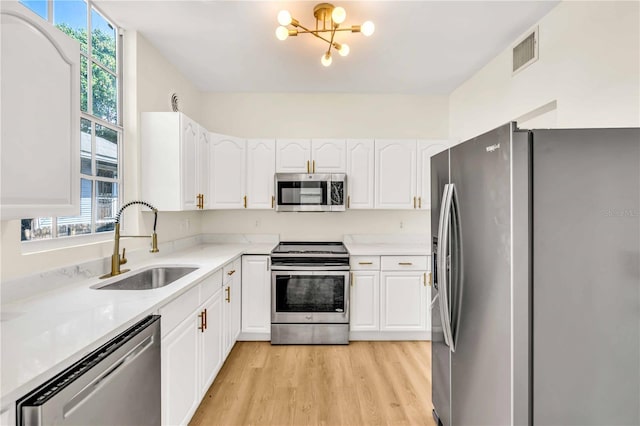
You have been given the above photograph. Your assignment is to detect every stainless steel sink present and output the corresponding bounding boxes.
[94,266,198,290]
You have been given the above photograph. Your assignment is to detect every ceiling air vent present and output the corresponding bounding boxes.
[512,27,538,75]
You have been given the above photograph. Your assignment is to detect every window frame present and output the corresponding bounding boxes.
[19,0,124,248]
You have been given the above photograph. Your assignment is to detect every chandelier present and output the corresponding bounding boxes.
[275,3,375,67]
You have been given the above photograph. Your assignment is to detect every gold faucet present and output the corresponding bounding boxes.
[100,201,159,279]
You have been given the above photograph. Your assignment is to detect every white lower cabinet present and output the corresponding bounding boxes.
[350,255,431,339]
[241,255,271,339]
[350,270,380,331]
[380,271,426,331]
[199,289,223,395]
[160,268,230,426]
[223,258,242,358]
[162,313,200,426]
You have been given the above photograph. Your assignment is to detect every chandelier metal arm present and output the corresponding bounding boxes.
[295,22,341,50]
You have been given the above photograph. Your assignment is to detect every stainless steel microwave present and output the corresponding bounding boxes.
[275,173,346,212]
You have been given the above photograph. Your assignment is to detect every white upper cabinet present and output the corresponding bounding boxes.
[181,116,199,210]
[417,140,448,210]
[276,139,346,173]
[1,2,80,219]
[276,139,311,173]
[346,139,375,209]
[311,139,346,173]
[210,134,246,209]
[246,139,276,209]
[197,128,212,210]
[375,139,417,209]
[142,112,205,211]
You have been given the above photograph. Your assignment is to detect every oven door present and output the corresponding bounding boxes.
[271,270,350,323]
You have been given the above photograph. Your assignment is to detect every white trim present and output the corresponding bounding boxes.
[21,231,113,254]
[349,331,431,341]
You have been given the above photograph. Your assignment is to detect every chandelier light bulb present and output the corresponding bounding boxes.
[275,26,289,41]
[321,52,332,67]
[331,7,347,24]
[277,10,293,26]
[361,21,375,37]
[338,43,350,57]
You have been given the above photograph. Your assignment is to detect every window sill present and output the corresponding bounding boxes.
[21,232,114,255]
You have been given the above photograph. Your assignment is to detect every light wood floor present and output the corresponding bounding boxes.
[190,341,436,426]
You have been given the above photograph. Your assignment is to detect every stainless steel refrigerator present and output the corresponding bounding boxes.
[431,122,640,425]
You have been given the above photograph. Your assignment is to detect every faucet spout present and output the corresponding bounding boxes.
[100,200,159,279]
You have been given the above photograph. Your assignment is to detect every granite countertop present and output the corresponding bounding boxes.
[0,241,276,406]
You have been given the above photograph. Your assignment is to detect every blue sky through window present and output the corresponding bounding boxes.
[54,0,87,31]
[19,0,47,19]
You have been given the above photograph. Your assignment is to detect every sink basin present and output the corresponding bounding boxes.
[95,266,199,290]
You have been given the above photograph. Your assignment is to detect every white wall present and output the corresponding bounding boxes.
[202,209,430,242]
[200,93,449,139]
[0,32,203,282]
[449,1,640,142]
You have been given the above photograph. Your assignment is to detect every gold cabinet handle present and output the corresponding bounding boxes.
[358,261,373,265]
[312,160,316,173]
[307,160,310,173]
[423,272,427,287]
[399,262,413,266]
[428,272,432,287]
[243,195,247,209]
[347,195,350,209]
[413,196,417,209]
[227,269,236,276]
[350,272,354,287]
[225,286,230,303]
[419,197,422,209]
[196,194,204,209]
[272,195,275,209]
[198,311,205,332]
[203,308,208,330]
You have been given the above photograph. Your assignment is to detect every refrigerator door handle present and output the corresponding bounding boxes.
[438,183,455,351]
[449,183,464,350]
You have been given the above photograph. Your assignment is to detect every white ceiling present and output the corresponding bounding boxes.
[95,1,559,94]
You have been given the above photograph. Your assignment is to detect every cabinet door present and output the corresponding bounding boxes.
[241,256,271,335]
[162,315,200,426]
[346,139,375,209]
[181,114,199,210]
[231,258,242,342]
[200,289,223,395]
[1,3,80,219]
[311,139,346,173]
[276,139,311,173]
[417,140,448,210]
[210,134,246,209]
[198,127,212,209]
[380,271,426,331]
[350,271,380,331]
[375,140,417,209]
[246,139,276,209]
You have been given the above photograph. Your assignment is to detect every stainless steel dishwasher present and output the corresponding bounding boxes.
[17,315,161,426]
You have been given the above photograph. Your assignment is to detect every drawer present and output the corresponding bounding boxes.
[159,285,200,337]
[380,255,428,271]
[200,269,222,302]
[350,256,380,270]
[223,257,241,284]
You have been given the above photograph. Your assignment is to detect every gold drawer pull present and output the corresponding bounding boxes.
[423,273,427,287]
[227,269,236,276]
[358,261,373,265]
[419,197,422,209]
[398,262,413,266]
[350,272,354,287]
[272,195,275,209]
[198,311,205,332]
[225,286,230,303]
[413,196,417,209]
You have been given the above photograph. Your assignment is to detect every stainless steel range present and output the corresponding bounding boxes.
[271,242,350,345]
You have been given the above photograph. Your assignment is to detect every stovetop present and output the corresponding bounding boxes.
[271,241,348,256]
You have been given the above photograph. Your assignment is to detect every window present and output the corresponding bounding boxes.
[20,0,122,242]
